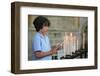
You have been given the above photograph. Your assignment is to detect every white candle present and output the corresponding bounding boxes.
[83,33,85,49]
[76,39,79,50]
[69,37,71,55]
[66,35,69,55]
[73,37,75,52]
[64,32,67,57]
[70,32,73,54]
[67,33,69,55]
[64,37,66,57]
[73,36,76,52]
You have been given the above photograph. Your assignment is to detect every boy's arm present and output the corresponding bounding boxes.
[34,46,59,58]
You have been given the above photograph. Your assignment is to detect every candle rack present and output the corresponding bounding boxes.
[60,49,88,59]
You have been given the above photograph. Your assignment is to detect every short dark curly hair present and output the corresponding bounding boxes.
[33,16,50,32]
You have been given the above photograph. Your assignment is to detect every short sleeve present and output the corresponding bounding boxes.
[32,36,42,52]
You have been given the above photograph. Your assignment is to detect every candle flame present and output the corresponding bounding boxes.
[65,35,68,40]
[70,32,73,37]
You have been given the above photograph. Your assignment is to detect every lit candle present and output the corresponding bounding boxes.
[70,32,73,54]
[64,32,67,57]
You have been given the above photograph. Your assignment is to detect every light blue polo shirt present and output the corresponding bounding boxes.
[32,32,52,60]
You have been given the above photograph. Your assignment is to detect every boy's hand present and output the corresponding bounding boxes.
[50,44,62,54]
[56,42,63,50]
[50,46,59,54]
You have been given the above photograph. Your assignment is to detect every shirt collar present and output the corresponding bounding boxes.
[37,32,47,38]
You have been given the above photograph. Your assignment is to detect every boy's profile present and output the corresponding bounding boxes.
[32,16,61,60]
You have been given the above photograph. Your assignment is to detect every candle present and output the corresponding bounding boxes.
[83,33,86,49]
[76,39,79,51]
[66,35,69,55]
[70,32,74,54]
[64,32,67,57]
[73,36,76,52]
[64,37,66,57]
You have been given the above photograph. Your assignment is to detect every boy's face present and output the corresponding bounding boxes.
[40,26,49,35]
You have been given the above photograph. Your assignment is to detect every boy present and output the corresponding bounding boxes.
[32,16,60,60]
